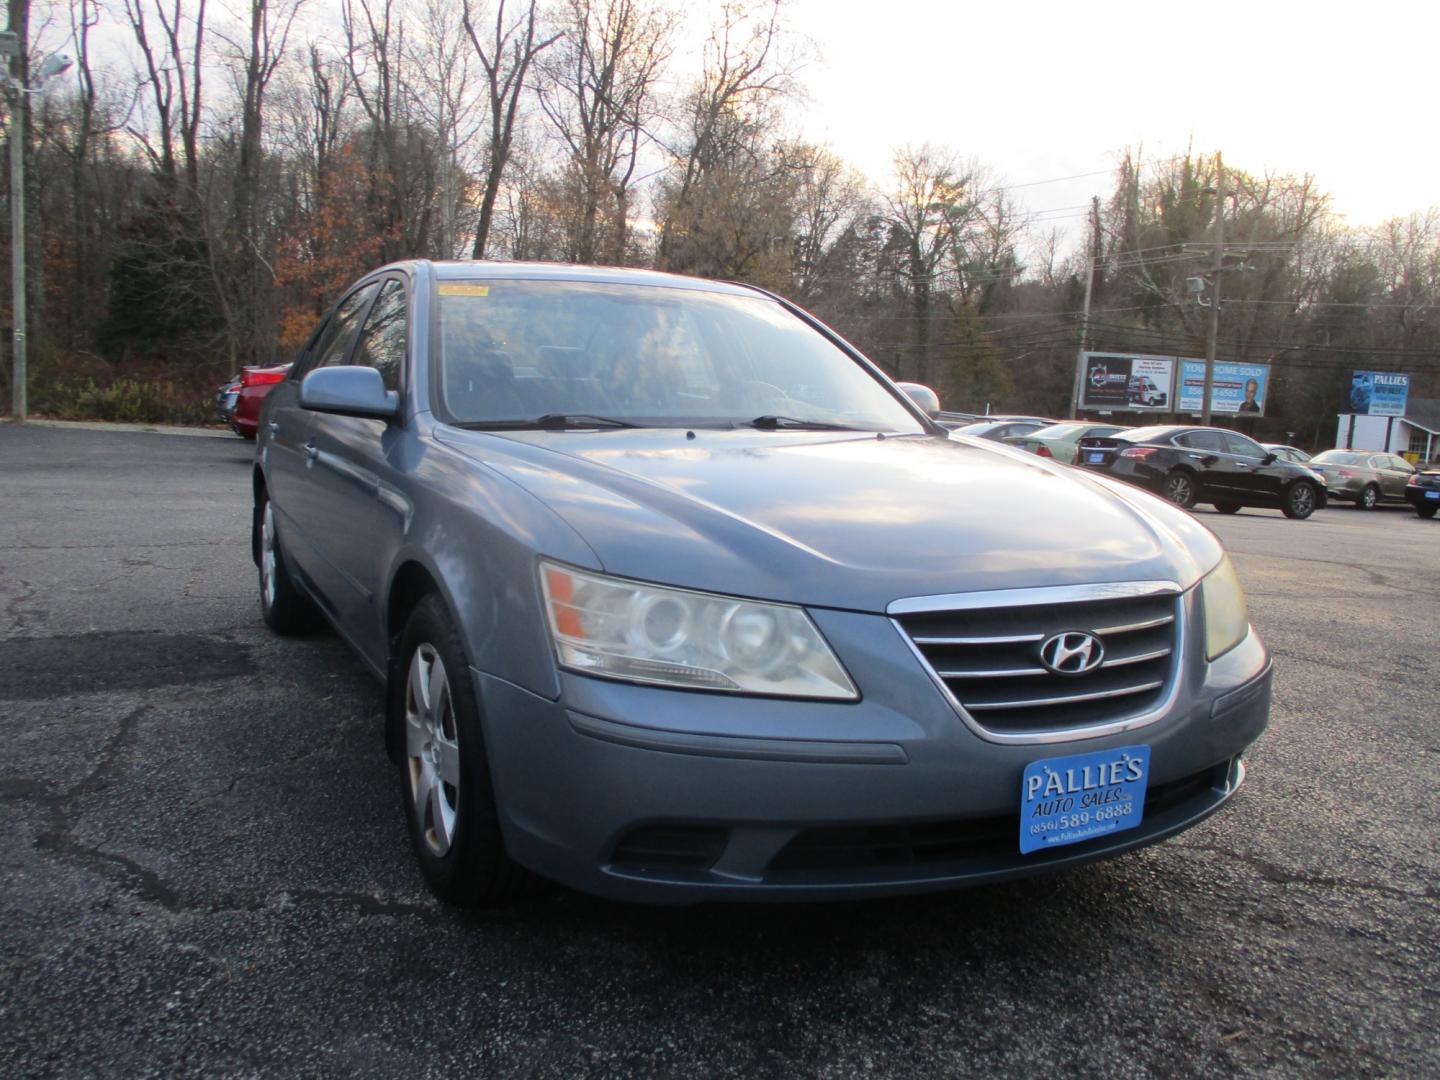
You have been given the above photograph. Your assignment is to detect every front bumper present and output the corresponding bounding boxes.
[477,599,1272,904]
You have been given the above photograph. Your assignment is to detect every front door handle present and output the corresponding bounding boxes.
[305,442,319,460]
[268,421,280,434]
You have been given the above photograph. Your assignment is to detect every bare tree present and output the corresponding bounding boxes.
[536,0,675,264]
[880,145,975,382]
[407,0,487,257]
[789,144,870,302]
[656,0,794,272]
[460,0,559,258]
[119,0,207,195]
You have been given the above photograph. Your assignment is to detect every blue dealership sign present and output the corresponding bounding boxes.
[1350,371,1409,416]
[1178,361,1270,415]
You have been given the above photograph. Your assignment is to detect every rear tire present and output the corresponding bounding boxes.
[393,594,536,906]
[1282,481,1318,520]
[1161,470,1197,509]
[1356,484,1379,510]
[1213,501,1241,514]
[256,492,323,634]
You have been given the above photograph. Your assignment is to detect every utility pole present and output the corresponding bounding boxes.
[1070,196,1102,419]
[2,29,22,422]
[2,35,69,424]
[1069,257,1095,419]
[1201,152,1224,426]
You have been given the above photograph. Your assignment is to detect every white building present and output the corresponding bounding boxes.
[1334,397,1440,461]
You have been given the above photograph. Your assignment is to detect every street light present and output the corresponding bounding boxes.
[2,30,72,422]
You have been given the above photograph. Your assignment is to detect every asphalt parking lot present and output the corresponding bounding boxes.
[2,422,1437,1078]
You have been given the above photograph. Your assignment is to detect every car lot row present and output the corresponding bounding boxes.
[936,417,1440,521]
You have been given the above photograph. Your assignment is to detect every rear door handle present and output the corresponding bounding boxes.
[305,442,319,460]
[268,421,279,434]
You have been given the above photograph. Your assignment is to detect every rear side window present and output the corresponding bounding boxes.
[1176,430,1225,452]
[352,279,407,392]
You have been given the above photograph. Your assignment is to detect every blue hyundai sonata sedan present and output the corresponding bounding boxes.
[252,261,1271,905]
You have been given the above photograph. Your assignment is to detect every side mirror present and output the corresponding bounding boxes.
[1261,452,1277,466]
[300,366,400,420]
[896,381,941,418]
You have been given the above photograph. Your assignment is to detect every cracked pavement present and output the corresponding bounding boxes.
[1,423,1437,1078]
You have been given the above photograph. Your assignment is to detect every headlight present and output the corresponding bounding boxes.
[1200,555,1249,661]
[539,561,858,699]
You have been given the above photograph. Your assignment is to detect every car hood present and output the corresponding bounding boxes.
[435,427,1223,612]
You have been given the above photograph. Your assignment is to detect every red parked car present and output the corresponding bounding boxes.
[228,365,290,438]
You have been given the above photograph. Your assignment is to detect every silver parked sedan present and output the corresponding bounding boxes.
[253,261,1271,906]
[1308,449,1416,509]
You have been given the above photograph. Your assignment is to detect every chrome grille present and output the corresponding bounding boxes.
[895,589,1181,738]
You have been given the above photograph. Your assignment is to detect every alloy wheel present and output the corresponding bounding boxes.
[405,643,461,857]
[261,502,278,609]
[1164,474,1194,506]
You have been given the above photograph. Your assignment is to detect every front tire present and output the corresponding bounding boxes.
[393,594,534,906]
[1282,481,1319,520]
[1161,470,1198,509]
[1356,484,1379,510]
[256,492,322,634]
[1212,500,1241,514]
[1416,505,1437,519]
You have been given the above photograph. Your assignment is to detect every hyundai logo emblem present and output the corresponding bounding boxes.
[1039,631,1105,675]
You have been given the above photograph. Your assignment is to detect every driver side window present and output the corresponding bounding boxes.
[1223,432,1265,458]
[300,282,381,378]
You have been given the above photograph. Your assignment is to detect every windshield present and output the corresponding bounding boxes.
[1311,450,1365,465]
[434,280,924,433]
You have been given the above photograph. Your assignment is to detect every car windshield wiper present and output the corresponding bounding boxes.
[456,414,638,431]
[533,413,637,430]
[745,415,863,432]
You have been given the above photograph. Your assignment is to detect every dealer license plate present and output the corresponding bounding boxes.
[1019,745,1150,854]
[1426,491,1439,500]
[1086,451,1105,463]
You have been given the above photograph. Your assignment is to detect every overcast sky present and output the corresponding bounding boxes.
[786,0,1438,235]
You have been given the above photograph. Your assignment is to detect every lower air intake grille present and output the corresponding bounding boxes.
[610,825,728,874]
[896,590,1181,736]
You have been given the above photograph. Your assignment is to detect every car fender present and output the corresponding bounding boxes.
[380,425,601,703]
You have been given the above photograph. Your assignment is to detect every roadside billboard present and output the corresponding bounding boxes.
[1178,360,1270,416]
[1349,371,1409,416]
[1078,352,1176,412]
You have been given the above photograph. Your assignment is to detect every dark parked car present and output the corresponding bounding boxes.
[253,261,1270,906]
[1405,464,1440,518]
[1077,425,1327,519]
[213,375,241,424]
[1307,450,1414,509]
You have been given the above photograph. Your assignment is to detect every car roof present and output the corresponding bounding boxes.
[390,259,762,298]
